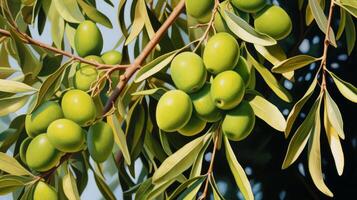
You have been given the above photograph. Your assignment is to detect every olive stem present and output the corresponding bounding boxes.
[193,0,220,52]
[319,0,335,93]
[199,130,220,200]
[102,0,186,114]
[0,29,129,70]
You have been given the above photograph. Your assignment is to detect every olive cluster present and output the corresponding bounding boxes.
[186,0,293,40]
[156,32,255,141]
[20,20,124,173]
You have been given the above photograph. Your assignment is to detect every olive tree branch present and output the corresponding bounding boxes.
[199,131,220,200]
[102,0,186,114]
[0,29,130,70]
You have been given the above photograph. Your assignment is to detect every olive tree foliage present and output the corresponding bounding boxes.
[0,0,356,199]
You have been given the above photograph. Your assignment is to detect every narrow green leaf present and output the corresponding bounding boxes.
[0,152,33,176]
[246,48,292,102]
[92,170,116,200]
[0,67,18,79]
[0,79,37,93]
[107,114,131,165]
[336,8,346,40]
[328,70,357,103]
[282,96,322,169]
[324,91,345,139]
[285,78,318,137]
[249,94,286,132]
[63,169,80,200]
[307,96,333,197]
[224,11,276,46]
[76,0,113,28]
[168,175,206,200]
[152,133,211,185]
[309,0,337,47]
[65,23,76,50]
[0,95,31,117]
[125,0,145,45]
[147,179,175,200]
[53,0,85,23]
[176,177,206,200]
[43,0,65,49]
[345,13,356,54]
[272,55,320,73]
[254,44,287,65]
[0,175,31,195]
[336,0,357,18]
[131,88,166,100]
[209,175,226,200]
[323,96,344,176]
[224,136,253,200]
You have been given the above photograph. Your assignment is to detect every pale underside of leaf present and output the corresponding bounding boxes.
[324,90,345,139]
[272,55,320,73]
[53,0,85,23]
[328,70,357,103]
[0,152,33,176]
[63,169,80,200]
[0,79,37,93]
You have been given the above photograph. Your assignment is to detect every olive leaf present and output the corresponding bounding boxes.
[345,12,356,55]
[224,136,254,200]
[63,169,80,200]
[125,0,145,45]
[152,133,211,185]
[168,175,206,200]
[336,8,346,40]
[285,76,318,137]
[323,95,344,176]
[43,0,65,49]
[271,55,320,73]
[131,88,166,100]
[0,95,31,117]
[282,96,322,169]
[0,175,34,195]
[324,90,345,139]
[336,0,357,18]
[223,11,276,46]
[307,95,333,197]
[0,152,33,176]
[327,70,357,103]
[0,79,37,93]
[76,0,113,28]
[0,67,18,79]
[248,94,286,132]
[53,0,85,23]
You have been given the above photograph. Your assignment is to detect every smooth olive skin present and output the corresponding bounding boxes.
[156,90,192,132]
[234,56,251,85]
[231,0,266,13]
[170,52,207,93]
[190,83,222,122]
[178,113,206,136]
[61,90,96,126]
[20,137,32,164]
[33,181,58,200]
[26,134,61,172]
[74,20,103,57]
[186,0,213,18]
[101,50,123,65]
[74,65,98,92]
[222,101,255,141]
[211,70,245,110]
[25,101,64,138]
[254,5,292,40]
[47,119,85,152]
[203,33,240,74]
[87,121,114,162]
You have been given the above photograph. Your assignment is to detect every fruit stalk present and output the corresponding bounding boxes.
[102,0,186,114]
[0,29,129,70]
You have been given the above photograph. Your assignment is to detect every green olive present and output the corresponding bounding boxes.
[87,121,114,162]
[25,101,63,138]
[74,20,103,57]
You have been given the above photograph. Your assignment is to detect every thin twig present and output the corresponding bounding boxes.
[320,0,336,92]
[0,29,129,70]
[102,0,186,114]
[199,132,220,200]
[193,0,220,52]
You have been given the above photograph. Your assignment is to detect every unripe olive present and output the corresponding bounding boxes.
[74,65,99,92]
[25,101,63,138]
[234,56,251,85]
[74,20,103,57]
[170,52,207,93]
[203,33,240,74]
[211,70,245,110]
[26,134,61,172]
[254,5,292,40]
[19,137,32,164]
[222,101,255,141]
[101,50,123,65]
[231,0,267,13]
[87,121,114,162]
[186,0,214,19]
[190,83,222,122]
[178,113,206,136]
[61,90,97,126]
[47,119,85,152]
[33,181,58,200]
[156,90,192,132]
